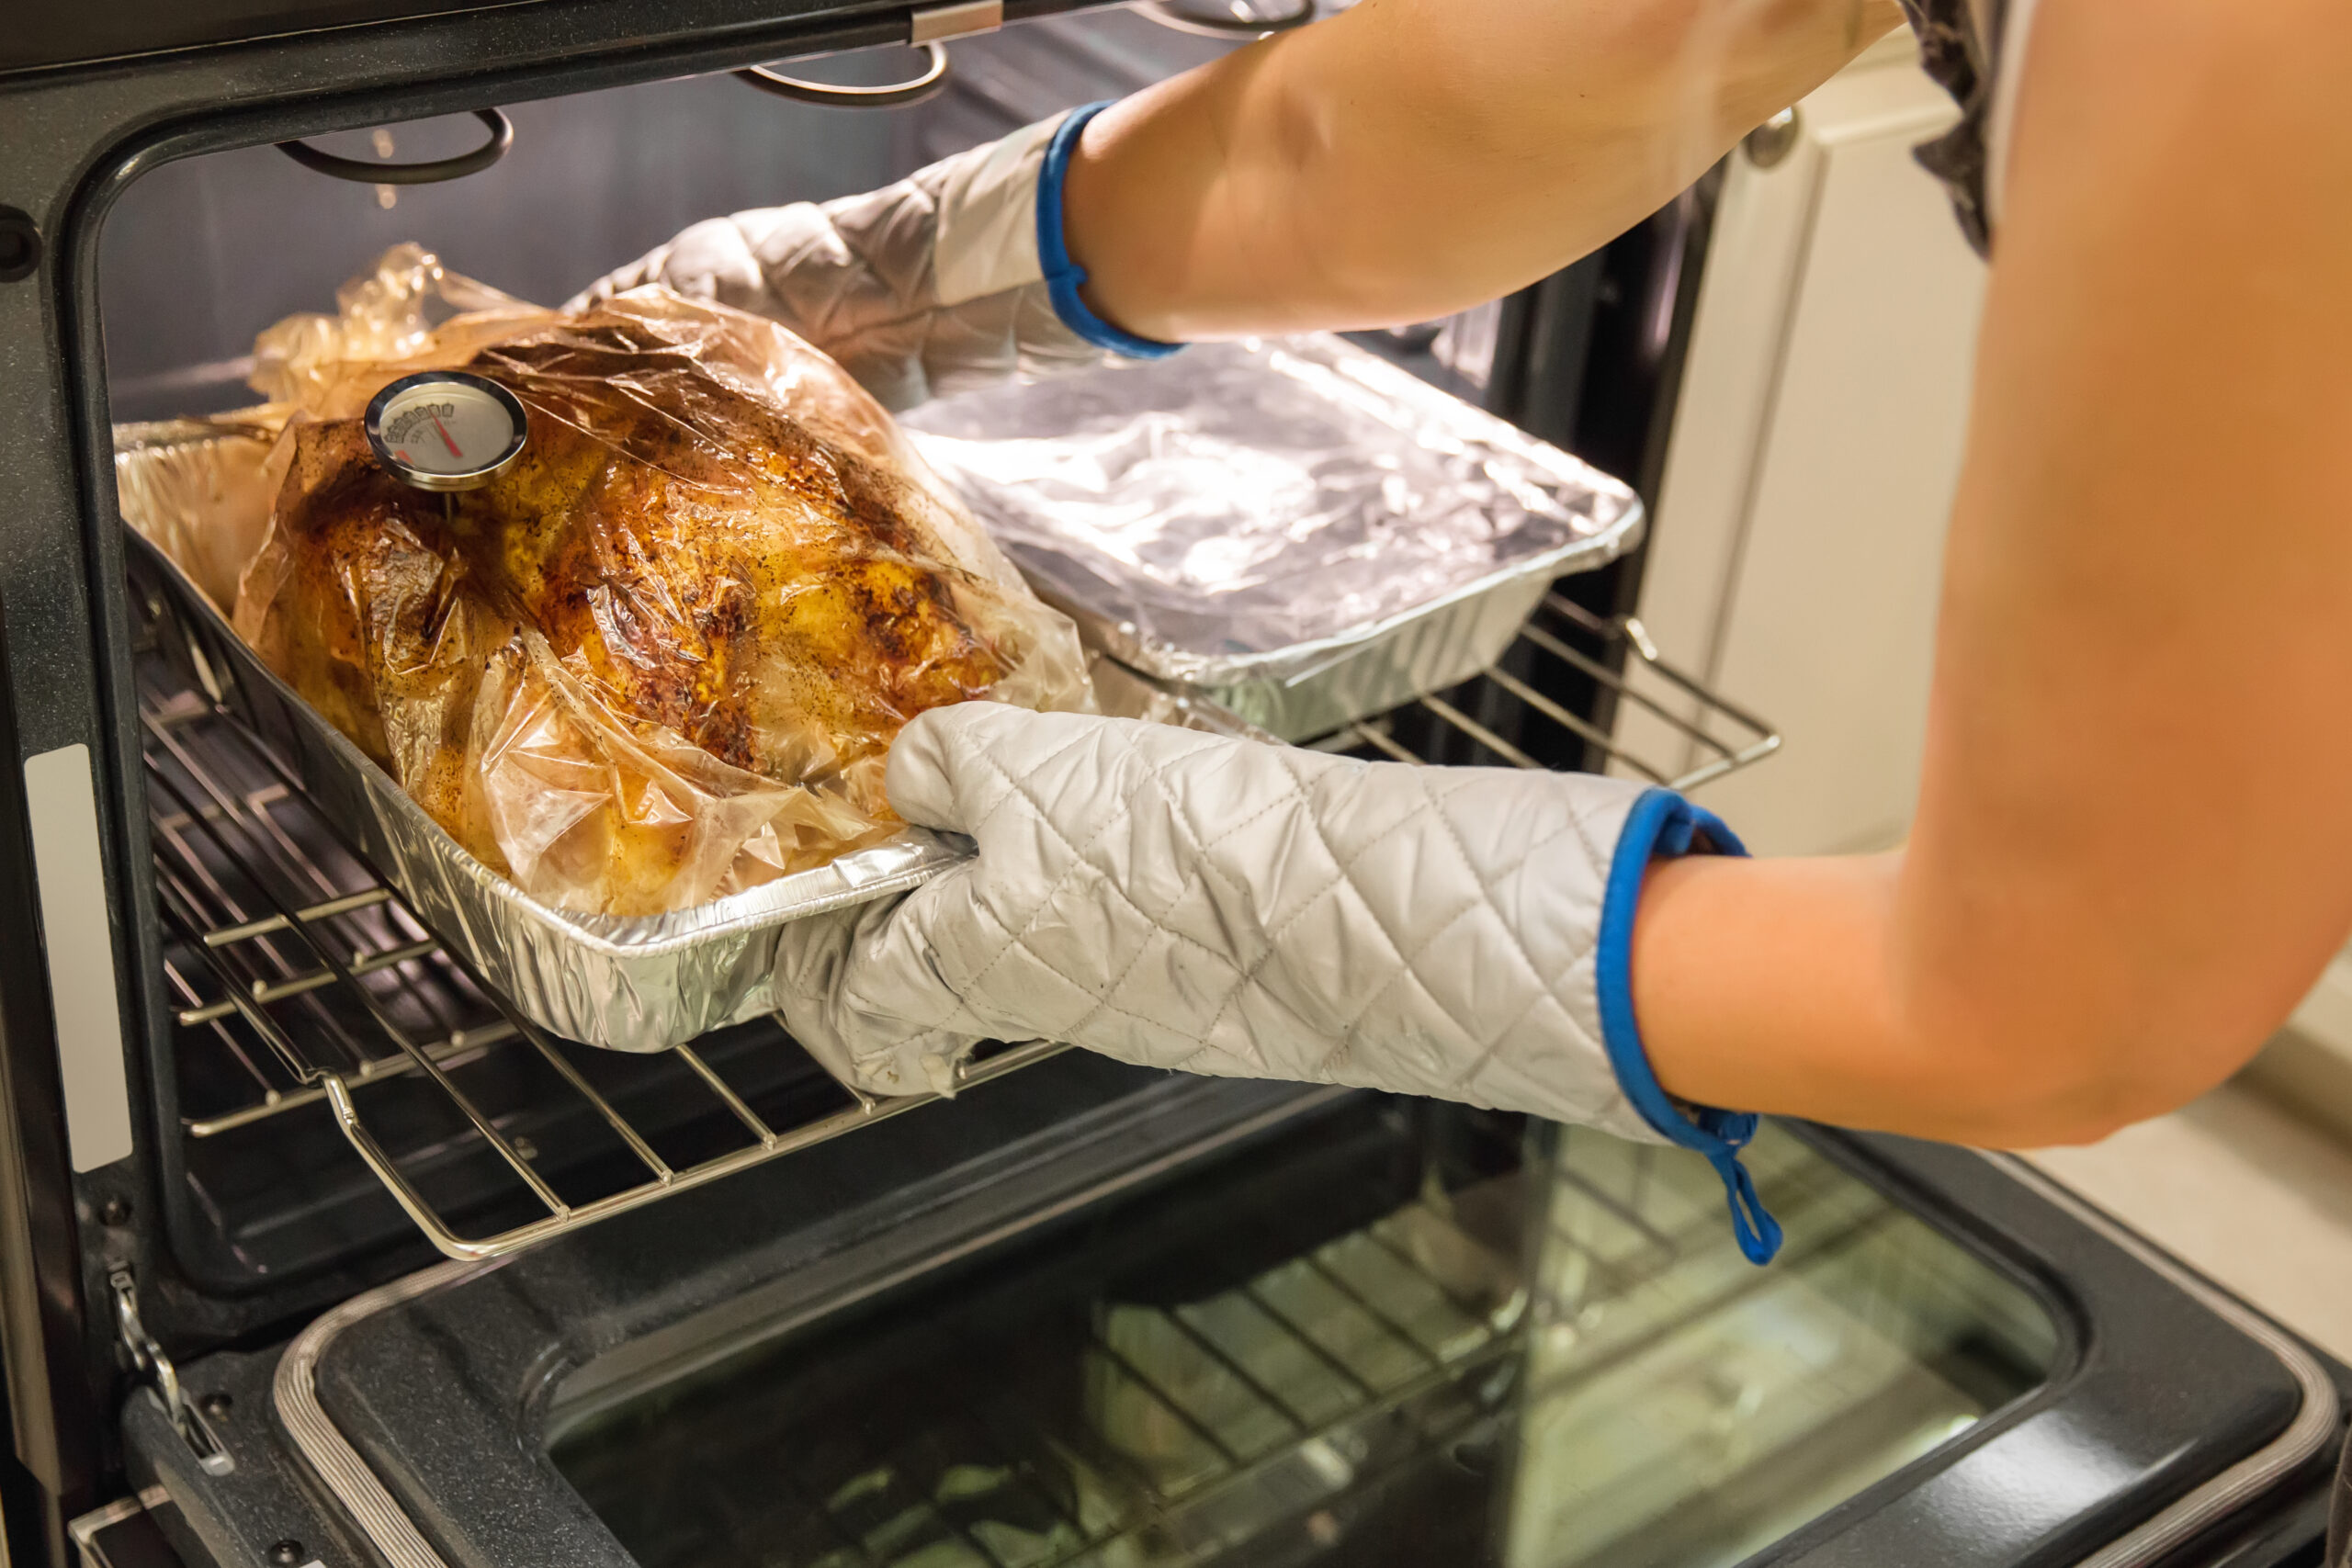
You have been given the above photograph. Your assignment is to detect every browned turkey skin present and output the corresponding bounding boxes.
[243,312,1017,909]
[463,326,1009,774]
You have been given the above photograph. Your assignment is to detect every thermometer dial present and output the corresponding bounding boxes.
[364,371,529,491]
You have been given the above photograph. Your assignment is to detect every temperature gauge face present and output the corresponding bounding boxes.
[364,371,529,491]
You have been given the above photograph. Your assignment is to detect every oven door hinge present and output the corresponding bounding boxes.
[910,0,1001,44]
[109,1269,233,1476]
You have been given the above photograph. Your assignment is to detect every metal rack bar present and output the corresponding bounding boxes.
[1343,719,1421,765]
[164,955,277,1098]
[199,884,388,944]
[1481,664,1672,784]
[203,888,395,949]
[146,761,569,1213]
[174,937,438,1026]
[517,1035,675,1181]
[676,1045,778,1148]
[1300,599,1780,794]
[1531,593,1783,791]
[158,884,379,1083]
[1162,1311,1318,1434]
[185,1032,505,1139]
[1081,1333,1251,1470]
[171,923,350,1092]
[1298,1253,1449,1372]
[1417,694,1548,773]
[1236,1284,1385,1404]
[322,1042,1071,1261]
[147,724,405,1076]
[242,786,342,900]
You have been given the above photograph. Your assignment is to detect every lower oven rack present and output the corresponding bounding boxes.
[141,590,1779,1262]
[143,680,1066,1262]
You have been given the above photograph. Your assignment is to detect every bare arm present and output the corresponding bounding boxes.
[1053,0,2352,1150]
[1064,0,1904,340]
[1635,0,2352,1146]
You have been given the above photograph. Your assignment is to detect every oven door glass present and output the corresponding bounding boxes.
[546,1111,2056,1568]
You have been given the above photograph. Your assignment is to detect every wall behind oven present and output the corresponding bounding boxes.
[1623,31,1987,856]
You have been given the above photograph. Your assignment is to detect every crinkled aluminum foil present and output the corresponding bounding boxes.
[905,334,1645,739]
[127,521,1263,1055]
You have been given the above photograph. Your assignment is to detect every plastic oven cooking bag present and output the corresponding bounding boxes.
[129,244,1091,918]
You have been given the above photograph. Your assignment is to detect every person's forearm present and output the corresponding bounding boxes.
[1063,0,1902,342]
[1629,851,2161,1150]
[1634,0,2352,1150]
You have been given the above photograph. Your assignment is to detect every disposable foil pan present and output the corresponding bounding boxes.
[123,501,1262,1055]
[905,334,1646,740]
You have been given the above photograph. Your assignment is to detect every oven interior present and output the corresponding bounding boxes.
[97,14,1238,424]
[96,0,1740,1355]
[96,6,1283,1325]
[64,16,1799,1563]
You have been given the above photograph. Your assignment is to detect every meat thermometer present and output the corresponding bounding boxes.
[364,371,529,495]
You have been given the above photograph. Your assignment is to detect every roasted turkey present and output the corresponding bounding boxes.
[220,265,1088,916]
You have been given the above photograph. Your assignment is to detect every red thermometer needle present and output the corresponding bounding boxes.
[430,414,464,459]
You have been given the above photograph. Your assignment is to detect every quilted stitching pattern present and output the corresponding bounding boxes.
[774,705,1666,1145]
[569,127,1110,413]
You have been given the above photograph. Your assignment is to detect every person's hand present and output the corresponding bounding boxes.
[774,702,1781,1259]
[570,107,1174,412]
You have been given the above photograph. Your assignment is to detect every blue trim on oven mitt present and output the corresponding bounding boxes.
[1038,102,1186,360]
[1596,788,1784,1265]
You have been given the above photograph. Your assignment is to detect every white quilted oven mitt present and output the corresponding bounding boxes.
[571,103,1175,412]
[775,703,1782,1262]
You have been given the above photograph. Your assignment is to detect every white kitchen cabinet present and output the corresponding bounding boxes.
[1622,38,1987,857]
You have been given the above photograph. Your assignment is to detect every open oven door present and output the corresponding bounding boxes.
[91,1054,2346,1568]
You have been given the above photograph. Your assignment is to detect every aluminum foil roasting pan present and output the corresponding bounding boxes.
[905,334,1647,740]
[121,439,1262,1055]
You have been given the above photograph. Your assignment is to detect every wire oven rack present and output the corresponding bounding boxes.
[1306,592,1781,790]
[142,592,1780,1263]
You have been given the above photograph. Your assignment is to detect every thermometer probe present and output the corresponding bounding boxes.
[363,371,529,518]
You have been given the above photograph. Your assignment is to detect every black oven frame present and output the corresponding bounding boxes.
[0,5,1175,1552]
[3,0,1713,1533]
[8,7,2346,1568]
[0,0,1709,1548]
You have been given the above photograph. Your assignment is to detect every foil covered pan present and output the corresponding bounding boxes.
[904,334,1646,740]
[122,444,1264,1055]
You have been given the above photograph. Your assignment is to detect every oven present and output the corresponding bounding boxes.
[2,5,2347,1567]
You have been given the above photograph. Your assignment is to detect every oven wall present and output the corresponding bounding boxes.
[98,12,1238,421]
[102,81,902,420]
